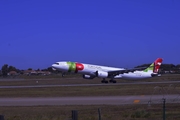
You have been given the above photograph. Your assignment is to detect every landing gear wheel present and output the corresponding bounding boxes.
[105,81,108,83]
[101,80,108,83]
[101,79,108,83]
[109,80,116,83]
[113,80,117,83]
[101,80,105,83]
[109,80,113,83]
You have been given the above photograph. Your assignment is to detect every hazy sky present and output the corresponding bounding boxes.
[0,0,180,69]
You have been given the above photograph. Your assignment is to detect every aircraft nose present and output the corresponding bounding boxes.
[52,63,59,68]
[51,63,58,70]
[52,63,58,68]
[51,62,69,71]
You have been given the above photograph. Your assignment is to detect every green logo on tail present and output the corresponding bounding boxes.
[143,63,154,72]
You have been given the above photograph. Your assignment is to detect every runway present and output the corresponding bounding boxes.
[0,81,179,106]
[0,80,180,89]
[0,95,179,106]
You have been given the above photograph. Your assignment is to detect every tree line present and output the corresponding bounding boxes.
[0,64,57,77]
[1,63,180,77]
[135,64,180,73]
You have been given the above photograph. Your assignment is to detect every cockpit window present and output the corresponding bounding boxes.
[54,63,59,65]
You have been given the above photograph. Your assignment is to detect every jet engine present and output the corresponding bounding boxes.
[83,75,95,79]
[96,71,108,78]
[151,73,158,77]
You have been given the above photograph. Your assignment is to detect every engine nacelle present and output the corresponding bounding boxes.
[151,73,158,77]
[83,75,95,79]
[96,71,108,78]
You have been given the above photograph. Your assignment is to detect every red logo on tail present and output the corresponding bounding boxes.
[153,58,163,73]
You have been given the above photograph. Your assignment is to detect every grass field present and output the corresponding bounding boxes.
[0,104,180,120]
[0,74,180,120]
[0,83,180,97]
[1,73,180,85]
[0,74,180,97]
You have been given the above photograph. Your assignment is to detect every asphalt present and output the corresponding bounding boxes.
[0,95,179,106]
[0,80,180,106]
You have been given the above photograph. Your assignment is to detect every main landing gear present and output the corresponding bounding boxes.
[101,78,108,83]
[101,78,117,83]
[109,79,117,83]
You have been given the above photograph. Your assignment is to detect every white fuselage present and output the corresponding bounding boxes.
[81,64,123,74]
[118,71,152,79]
[52,61,153,80]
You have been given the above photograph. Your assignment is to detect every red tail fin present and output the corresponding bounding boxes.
[153,58,163,73]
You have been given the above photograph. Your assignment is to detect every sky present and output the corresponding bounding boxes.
[0,0,180,69]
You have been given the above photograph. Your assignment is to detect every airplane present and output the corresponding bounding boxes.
[51,58,163,83]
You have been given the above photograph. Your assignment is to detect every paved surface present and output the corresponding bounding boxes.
[0,81,180,106]
[0,95,179,106]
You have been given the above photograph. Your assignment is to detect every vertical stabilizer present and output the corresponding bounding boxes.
[153,58,163,73]
[143,58,163,73]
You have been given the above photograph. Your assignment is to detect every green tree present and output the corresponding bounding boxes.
[160,64,175,71]
[135,64,150,68]
[8,65,17,72]
[47,67,53,72]
[1,64,8,77]
[28,68,32,71]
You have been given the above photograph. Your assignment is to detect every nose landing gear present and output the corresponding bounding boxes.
[101,78,108,83]
[109,79,117,83]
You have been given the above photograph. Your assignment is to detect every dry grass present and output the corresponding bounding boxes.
[0,104,180,120]
[0,83,180,97]
[0,74,180,86]
[0,74,180,119]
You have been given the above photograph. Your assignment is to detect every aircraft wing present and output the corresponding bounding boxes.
[107,67,147,76]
